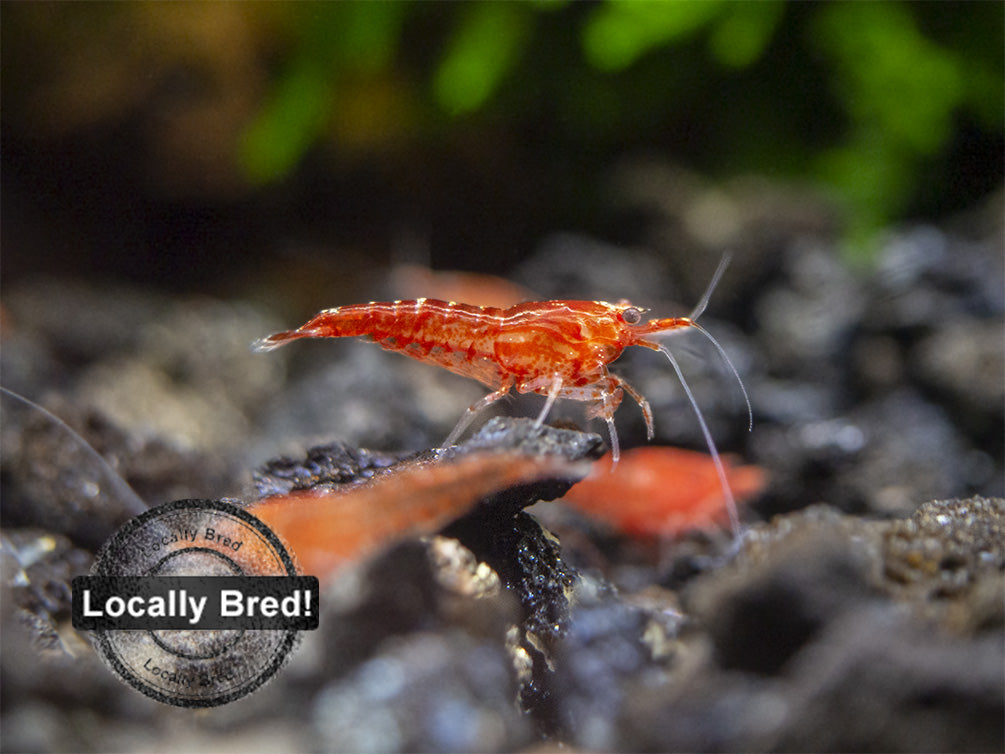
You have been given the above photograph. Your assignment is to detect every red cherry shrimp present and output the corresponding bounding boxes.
[256,257,752,532]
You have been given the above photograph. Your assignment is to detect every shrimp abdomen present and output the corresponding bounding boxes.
[255,299,508,389]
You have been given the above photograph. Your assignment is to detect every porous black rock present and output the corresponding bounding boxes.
[252,440,402,497]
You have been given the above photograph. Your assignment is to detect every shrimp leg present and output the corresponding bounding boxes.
[615,376,654,440]
[600,388,621,464]
[533,375,564,428]
[442,380,514,449]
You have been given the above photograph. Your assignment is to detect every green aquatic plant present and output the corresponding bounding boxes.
[55,0,986,257]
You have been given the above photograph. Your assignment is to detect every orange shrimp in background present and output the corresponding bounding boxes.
[560,447,767,539]
[249,452,588,581]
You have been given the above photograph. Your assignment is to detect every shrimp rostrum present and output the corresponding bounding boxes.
[255,261,749,468]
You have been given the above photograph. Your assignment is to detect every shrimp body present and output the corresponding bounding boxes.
[255,298,695,461]
[259,299,512,388]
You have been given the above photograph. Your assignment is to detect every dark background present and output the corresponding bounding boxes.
[3,2,1002,297]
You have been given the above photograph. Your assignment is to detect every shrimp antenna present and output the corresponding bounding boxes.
[655,345,742,536]
[688,252,732,322]
[0,386,148,516]
[687,321,753,432]
[678,253,753,431]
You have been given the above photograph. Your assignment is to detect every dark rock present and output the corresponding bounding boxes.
[881,496,1005,629]
[551,587,682,749]
[590,497,1004,752]
[318,539,519,677]
[253,440,403,497]
[306,536,533,751]
[2,529,93,652]
[687,505,881,675]
[776,606,1004,753]
[313,631,532,752]
[443,510,577,732]
[445,415,605,462]
[2,397,234,549]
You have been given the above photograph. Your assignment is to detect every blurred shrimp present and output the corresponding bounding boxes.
[249,451,587,580]
[561,447,767,538]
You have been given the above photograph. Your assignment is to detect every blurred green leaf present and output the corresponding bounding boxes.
[708,1,784,68]
[582,0,724,71]
[433,3,528,115]
[816,2,964,156]
[811,2,993,252]
[338,1,406,74]
[817,136,913,260]
[224,0,1001,257]
[238,3,408,184]
[239,57,333,186]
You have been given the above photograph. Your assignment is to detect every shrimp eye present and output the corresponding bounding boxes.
[621,307,642,325]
